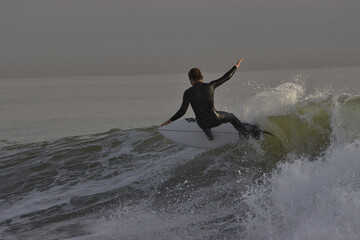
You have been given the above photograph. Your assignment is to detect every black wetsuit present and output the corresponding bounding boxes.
[170,66,248,140]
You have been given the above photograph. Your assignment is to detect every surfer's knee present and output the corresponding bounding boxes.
[229,113,236,118]
[228,113,242,124]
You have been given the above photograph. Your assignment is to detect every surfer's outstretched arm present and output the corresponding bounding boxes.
[160,91,190,126]
[210,58,244,89]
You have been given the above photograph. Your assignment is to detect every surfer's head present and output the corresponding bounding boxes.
[188,68,203,85]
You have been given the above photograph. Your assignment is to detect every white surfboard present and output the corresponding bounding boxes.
[158,118,256,149]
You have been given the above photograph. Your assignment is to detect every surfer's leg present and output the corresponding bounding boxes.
[217,111,249,137]
[196,119,214,141]
[202,128,214,141]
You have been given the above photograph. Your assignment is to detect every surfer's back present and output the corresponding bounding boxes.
[186,82,216,120]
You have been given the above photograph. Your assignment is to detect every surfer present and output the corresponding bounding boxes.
[160,58,260,140]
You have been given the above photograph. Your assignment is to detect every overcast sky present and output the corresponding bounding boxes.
[1,0,360,78]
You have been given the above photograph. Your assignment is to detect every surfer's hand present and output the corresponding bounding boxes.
[160,120,171,127]
[235,58,244,68]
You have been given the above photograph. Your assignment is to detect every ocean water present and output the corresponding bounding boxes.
[1,67,360,239]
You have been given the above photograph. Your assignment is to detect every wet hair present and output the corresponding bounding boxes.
[188,68,203,82]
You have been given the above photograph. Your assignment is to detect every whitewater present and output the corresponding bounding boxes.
[1,67,360,239]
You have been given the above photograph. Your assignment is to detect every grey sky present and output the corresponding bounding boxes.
[1,0,360,78]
